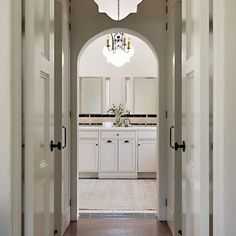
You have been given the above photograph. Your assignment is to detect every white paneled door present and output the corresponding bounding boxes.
[182,0,210,235]
[61,3,71,234]
[24,0,55,235]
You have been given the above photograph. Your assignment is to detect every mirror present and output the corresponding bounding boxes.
[79,76,157,114]
[133,77,157,114]
[79,77,103,113]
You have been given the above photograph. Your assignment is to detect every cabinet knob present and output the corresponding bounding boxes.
[96,143,98,146]
[138,144,141,146]
[124,140,129,143]
[107,140,112,143]
[116,133,119,136]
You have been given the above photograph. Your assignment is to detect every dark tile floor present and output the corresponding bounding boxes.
[64,213,172,236]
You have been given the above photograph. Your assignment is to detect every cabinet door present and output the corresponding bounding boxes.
[137,141,157,172]
[100,140,117,172]
[119,140,136,172]
[78,140,98,172]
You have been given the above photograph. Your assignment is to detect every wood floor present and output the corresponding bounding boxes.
[64,217,172,236]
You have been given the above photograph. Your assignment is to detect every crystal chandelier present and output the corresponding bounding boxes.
[106,33,131,54]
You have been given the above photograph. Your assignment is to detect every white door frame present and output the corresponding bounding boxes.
[11,0,22,235]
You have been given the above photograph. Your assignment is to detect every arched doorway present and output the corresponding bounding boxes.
[73,28,163,216]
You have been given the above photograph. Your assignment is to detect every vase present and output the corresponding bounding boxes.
[115,114,122,127]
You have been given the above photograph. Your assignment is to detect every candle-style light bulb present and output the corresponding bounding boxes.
[127,38,131,49]
[106,36,110,48]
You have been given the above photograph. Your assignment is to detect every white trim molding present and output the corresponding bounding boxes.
[11,0,22,235]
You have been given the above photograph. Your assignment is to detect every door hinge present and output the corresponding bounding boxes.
[22,18,25,34]
[165,198,168,207]
[69,23,72,31]
[166,22,168,31]
[165,110,168,119]
[69,111,72,119]
[166,5,168,14]
[69,198,72,207]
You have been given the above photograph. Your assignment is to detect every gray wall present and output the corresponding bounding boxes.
[70,0,168,219]
[0,1,12,235]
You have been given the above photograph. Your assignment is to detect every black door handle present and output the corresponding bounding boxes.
[175,141,186,152]
[50,140,62,152]
[62,126,67,149]
[107,140,112,143]
[170,125,175,149]
[124,140,129,143]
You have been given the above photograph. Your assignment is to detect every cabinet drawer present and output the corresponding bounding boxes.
[78,131,99,139]
[137,131,156,140]
[101,131,135,139]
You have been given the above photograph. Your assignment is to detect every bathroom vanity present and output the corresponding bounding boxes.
[78,126,158,178]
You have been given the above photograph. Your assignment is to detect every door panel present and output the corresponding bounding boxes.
[100,141,117,172]
[61,4,71,234]
[118,140,136,172]
[137,141,157,172]
[182,0,210,235]
[24,0,54,235]
[78,141,99,172]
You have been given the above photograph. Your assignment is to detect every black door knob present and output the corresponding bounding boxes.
[50,140,62,152]
[175,141,186,152]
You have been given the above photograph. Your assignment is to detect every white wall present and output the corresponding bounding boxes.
[78,34,158,112]
[0,1,12,235]
[78,34,158,77]
[214,0,236,235]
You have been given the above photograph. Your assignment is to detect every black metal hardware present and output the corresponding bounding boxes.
[124,140,129,143]
[62,126,67,149]
[170,125,175,149]
[96,143,98,146]
[107,140,112,143]
[50,140,62,152]
[54,230,58,235]
[175,141,186,152]
[178,230,183,235]
[138,143,141,146]
[116,133,119,136]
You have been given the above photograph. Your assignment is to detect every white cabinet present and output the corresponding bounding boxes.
[78,128,157,178]
[119,140,136,172]
[78,140,99,172]
[100,140,118,172]
[137,141,157,172]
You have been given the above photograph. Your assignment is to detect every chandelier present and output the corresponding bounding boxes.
[103,33,134,67]
[106,33,131,54]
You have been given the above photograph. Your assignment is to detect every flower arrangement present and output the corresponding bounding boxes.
[107,104,128,127]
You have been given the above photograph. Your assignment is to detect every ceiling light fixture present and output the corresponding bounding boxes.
[103,33,134,67]
[94,0,143,21]
[106,33,131,54]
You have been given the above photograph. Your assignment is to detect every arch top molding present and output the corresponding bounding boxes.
[93,0,143,21]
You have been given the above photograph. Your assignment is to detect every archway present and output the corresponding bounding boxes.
[73,28,163,217]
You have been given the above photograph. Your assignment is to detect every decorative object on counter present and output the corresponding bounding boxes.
[107,103,129,127]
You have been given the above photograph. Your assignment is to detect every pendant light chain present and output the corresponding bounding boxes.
[118,0,120,21]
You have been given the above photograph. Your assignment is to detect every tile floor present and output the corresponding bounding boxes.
[78,179,157,213]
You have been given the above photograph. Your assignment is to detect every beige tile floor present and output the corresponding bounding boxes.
[78,179,157,213]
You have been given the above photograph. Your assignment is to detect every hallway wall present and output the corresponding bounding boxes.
[0,1,13,235]
[214,0,236,235]
[70,0,168,220]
